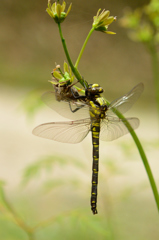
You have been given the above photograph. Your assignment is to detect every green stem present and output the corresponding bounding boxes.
[57,23,88,88]
[130,130,159,211]
[1,188,35,239]
[148,41,159,116]
[75,27,95,68]
[32,210,76,231]
[112,107,159,211]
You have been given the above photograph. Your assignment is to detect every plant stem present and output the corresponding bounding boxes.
[112,108,159,211]
[1,189,35,239]
[33,210,76,231]
[75,27,95,68]
[129,129,159,211]
[57,23,88,88]
[148,41,159,116]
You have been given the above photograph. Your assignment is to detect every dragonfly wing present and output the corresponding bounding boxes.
[107,83,144,116]
[42,91,90,120]
[32,118,91,144]
[100,117,140,141]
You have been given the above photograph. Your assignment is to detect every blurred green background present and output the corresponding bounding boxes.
[0,0,159,239]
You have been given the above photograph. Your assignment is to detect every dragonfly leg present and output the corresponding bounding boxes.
[70,87,86,100]
[68,102,85,113]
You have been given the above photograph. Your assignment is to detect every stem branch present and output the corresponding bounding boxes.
[57,23,88,88]
[113,108,159,211]
[75,27,95,68]
[148,41,159,116]
[1,189,35,239]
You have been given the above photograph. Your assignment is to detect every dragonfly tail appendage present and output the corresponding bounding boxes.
[91,121,100,215]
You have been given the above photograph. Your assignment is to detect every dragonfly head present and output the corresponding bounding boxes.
[86,84,104,97]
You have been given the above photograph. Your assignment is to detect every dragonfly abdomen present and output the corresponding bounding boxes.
[91,120,100,214]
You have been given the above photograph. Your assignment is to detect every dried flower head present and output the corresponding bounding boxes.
[49,62,74,86]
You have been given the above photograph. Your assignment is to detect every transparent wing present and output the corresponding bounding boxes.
[100,117,139,141]
[107,83,144,116]
[42,91,90,120]
[32,118,91,143]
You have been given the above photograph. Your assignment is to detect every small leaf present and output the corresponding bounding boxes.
[0,180,5,196]
[22,155,85,186]
[64,61,69,73]
[43,179,65,192]
[49,79,58,85]
[53,71,63,80]
[20,89,44,119]
[106,31,116,34]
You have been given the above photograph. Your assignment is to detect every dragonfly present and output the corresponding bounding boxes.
[32,82,144,214]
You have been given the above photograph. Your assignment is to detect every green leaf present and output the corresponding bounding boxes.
[43,179,65,192]
[53,71,63,80]
[82,216,110,237]
[0,180,6,205]
[22,155,85,186]
[20,89,44,119]
[106,31,116,34]
[64,61,69,73]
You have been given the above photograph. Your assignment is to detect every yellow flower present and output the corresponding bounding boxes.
[46,0,72,23]
[93,9,116,34]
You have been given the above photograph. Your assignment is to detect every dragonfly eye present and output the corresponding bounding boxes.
[87,84,103,95]
[92,83,99,88]
[92,87,103,94]
[97,87,103,93]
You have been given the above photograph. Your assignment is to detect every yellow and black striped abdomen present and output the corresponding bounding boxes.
[91,120,100,214]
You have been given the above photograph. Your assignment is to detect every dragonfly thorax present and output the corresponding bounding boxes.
[95,97,107,108]
[89,100,107,119]
[87,84,107,119]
